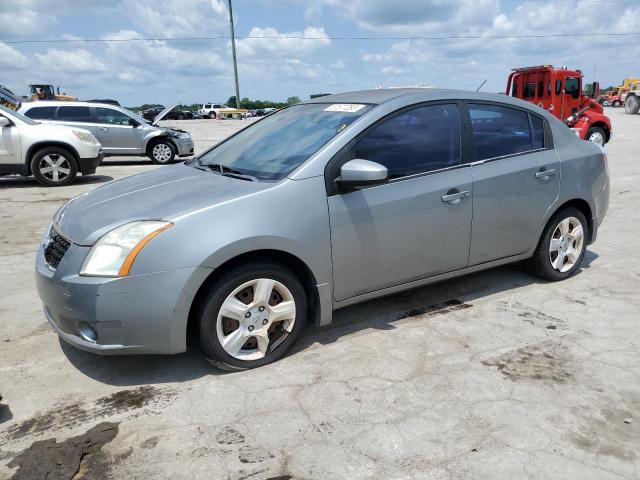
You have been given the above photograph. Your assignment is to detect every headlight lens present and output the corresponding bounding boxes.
[72,130,100,145]
[80,221,173,277]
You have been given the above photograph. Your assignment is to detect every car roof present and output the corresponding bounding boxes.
[21,101,121,110]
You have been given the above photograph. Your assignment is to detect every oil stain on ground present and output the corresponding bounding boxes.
[482,340,573,383]
[395,299,472,321]
[7,422,119,480]
[4,386,175,441]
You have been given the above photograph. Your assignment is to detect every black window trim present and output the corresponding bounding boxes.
[462,100,554,165]
[54,105,95,123]
[324,100,469,196]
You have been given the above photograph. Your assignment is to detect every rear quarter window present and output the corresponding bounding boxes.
[24,106,57,119]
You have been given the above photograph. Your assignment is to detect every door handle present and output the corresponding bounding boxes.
[99,127,109,131]
[535,168,557,179]
[441,190,470,204]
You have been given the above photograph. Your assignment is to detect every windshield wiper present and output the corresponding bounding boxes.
[196,160,258,182]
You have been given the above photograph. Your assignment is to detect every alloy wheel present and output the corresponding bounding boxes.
[152,143,173,162]
[39,153,71,182]
[588,131,605,145]
[216,278,296,361]
[549,217,584,272]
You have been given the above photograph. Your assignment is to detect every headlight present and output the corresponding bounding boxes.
[72,130,100,145]
[80,221,173,277]
[179,132,191,139]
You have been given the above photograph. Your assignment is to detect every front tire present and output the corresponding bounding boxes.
[612,100,621,108]
[527,207,588,281]
[625,96,640,115]
[147,139,175,164]
[586,126,606,146]
[30,147,78,187]
[198,261,307,371]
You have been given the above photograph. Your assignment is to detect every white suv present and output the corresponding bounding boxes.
[0,105,103,186]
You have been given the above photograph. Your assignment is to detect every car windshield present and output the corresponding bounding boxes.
[0,104,38,125]
[196,103,373,180]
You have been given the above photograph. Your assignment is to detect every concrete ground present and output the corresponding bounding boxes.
[0,110,638,480]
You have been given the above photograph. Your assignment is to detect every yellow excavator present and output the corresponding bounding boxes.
[29,84,77,102]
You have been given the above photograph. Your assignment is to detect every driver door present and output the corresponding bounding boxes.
[327,103,473,301]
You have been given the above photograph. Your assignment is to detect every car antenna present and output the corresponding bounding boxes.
[475,79,487,92]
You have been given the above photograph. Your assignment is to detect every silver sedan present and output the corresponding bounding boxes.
[36,88,609,370]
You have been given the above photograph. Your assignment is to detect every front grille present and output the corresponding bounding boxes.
[44,229,71,269]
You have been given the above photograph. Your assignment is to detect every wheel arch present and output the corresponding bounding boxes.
[186,249,321,344]
[25,141,80,175]
[549,198,594,243]
[589,121,611,142]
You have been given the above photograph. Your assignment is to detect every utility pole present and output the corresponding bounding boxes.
[228,0,240,109]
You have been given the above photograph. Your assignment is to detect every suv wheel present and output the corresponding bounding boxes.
[31,146,78,187]
[198,261,307,371]
[527,207,588,281]
[148,139,175,164]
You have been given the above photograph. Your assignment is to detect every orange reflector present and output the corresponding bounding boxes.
[117,223,174,277]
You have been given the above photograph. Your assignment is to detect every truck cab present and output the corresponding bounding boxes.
[506,65,611,145]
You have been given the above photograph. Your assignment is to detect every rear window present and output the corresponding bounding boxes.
[24,106,57,120]
[57,106,93,122]
[523,83,536,99]
[468,103,533,161]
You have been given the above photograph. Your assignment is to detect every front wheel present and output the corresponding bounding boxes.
[527,207,588,281]
[147,139,175,164]
[612,100,621,108]
[198,261,307,371]
[586,126,606,146]
[30,147,78,186]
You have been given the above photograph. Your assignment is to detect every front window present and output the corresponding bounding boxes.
[95,107,133,125]
[196,103,373,180]
[565,78,580,99]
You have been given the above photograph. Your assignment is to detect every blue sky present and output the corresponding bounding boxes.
[1,0,639,106]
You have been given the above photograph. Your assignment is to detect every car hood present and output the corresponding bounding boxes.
[54,163,272,245]
[152,103,178,125]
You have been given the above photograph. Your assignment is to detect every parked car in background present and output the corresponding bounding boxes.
[36,89,608,370]
[0,104,102,186]
[142,106,194,121]
[198,103,249,119]
[19,102,194,164]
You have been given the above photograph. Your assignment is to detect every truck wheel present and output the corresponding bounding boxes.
[147,139,175,164]
[30,146,78,187]
[177,113,185,120]
[625,96,640,115]
[612,100,621,108]
[586,127,606,146]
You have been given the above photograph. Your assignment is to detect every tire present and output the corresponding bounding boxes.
[30,146,78,187]
[612,100,621,108]
[177,113,185,120]
[198,261,307,371]
[147,139,175,164]
[625,96,640,115]
[527,207,588,281]
[585,126,606,146]
[209,112,216,119]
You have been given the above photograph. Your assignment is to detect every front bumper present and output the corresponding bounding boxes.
[36,240,210,355]
[173,135,194,157]
[78,150,104,175]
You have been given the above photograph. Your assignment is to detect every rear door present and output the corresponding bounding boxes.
[327,102,473,301]
[94,107,142,154]
[53,106,99,137]
[465,102,560,265]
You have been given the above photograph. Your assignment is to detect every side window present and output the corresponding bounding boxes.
[511,83,518,97]
[352,104,460,179]
[24,106,56,119]
[57,106,92,122]
[468,103,532,161]
[538,81,544,98]
[205,104,212,109]
[565,77,580,99]
[523,83,536,98]
[555,80,562,94]
[95,107,131,125]
[530,114,545,149]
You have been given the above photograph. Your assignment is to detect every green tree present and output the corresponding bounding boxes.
[286,96,301,105]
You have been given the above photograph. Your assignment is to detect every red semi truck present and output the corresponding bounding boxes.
[506,65,611,145]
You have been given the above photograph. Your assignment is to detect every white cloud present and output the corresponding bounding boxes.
[236,26,331,59]
[35,48,107,73]
[0,43,28,69]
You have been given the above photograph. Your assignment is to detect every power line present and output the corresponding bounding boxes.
[2,31,640,44]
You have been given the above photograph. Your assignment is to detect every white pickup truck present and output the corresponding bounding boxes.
[0,104,103,186]
[198,103,249,119]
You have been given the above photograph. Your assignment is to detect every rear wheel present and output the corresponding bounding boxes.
[625,96,640,115]
[586,126,606,146]
[612,100,621,107]
[30,146,78,186]
[147,139,175,164]
[527,207,588,281]
[198,261,307,371]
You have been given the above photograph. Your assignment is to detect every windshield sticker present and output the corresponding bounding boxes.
[324,104,366,113]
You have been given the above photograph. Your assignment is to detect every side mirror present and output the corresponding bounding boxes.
[590,81,600,99]
[0,117,11,128]
[128,118,140,127]
[336,159,389,189]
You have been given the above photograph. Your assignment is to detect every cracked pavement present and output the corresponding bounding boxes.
[1,111,639,479]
